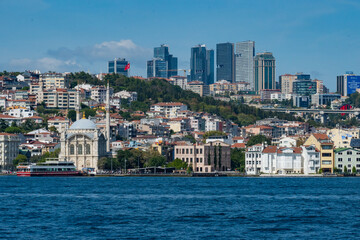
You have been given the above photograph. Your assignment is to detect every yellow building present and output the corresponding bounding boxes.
[304,133,334,173]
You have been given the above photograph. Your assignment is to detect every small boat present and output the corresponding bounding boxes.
[17,161,81,177]
[82,167,97,176]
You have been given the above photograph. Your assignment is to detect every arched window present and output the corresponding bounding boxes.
[85,144,91,154]
[78,144,83,154]
[70,144,74,155]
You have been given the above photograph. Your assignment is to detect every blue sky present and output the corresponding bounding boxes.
[1,0,360,91]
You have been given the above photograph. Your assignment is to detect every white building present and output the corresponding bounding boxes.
[169,76,187,90]
[245,144,264,175]
[0,133,21,171]
[270,93,292,101]
[278,136,297,147]
[150,102,187,118]
[114,90,137,102]
[259,145,321,175]
[3,108,35,118]
[302,145,321,174]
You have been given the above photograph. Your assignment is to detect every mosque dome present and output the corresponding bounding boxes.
[70,119,97,130]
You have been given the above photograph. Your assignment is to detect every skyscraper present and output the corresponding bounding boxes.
[147,59,167,78]
[108,58,129,77]
[190,44,214,85]
[147,44,178,78]
[337,71,360,96]
[235,41,255,88]
[216,43,235,82]
[254,52,276,93]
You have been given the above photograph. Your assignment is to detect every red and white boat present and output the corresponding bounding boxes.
[17,161,81,177]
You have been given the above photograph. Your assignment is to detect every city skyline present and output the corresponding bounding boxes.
[1,0,360,91]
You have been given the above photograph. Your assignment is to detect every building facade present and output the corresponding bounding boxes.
[0,133,21,171]
[235,41,255,88]
[108,58,129,77]
[39,73,68,89]
[254,52,276,94]
[147,44,178,78]
[190,44,214,85]
[336,72,360,96]
[59,118,107,171]
[304,133,334,173]
[174,141,231,172]
[216,42,235,83]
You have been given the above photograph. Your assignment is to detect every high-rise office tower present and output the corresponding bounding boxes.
[147,44,178,78]
[190,44,214,85]
[337,71,360,96]
[216,43,235,82]
[254,52,276,93]
[235,41,255,88]
[108,58,129,76]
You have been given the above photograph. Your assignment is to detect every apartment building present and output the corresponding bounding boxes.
[0,133,21,171]
[174,140,231,172]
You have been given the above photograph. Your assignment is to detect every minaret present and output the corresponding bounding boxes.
[75,80,81,121]
[106,80,111,152]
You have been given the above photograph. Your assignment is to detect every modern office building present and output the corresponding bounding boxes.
[254,52,276,94]
[235,41,255,88]
[337,72,360,96]
[190,44,214,85]
[108,58,129,77]
[292,73,317,96]
[216,43,235,82]
[147,59,167,79]
[147,44,178,78]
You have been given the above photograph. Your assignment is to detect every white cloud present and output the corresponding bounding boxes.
[47,39,152,66]
[9,57,81,72]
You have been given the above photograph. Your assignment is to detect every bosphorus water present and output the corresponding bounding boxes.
[1,176,360,239]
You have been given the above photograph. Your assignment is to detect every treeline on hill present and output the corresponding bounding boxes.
[68,72,301,126]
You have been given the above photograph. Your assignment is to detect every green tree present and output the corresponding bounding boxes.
[247,135,271,146]
[5,126,22,133]
[67,110,76,122]
[0,119,8,132]
[231,148,245,171]
[167,158,188,170]
[344,166,348,173]
[352,166,357,174]
[184,134,196,144]
[203,131,227,141]
[49,126,58,133]
[13,154,28,166]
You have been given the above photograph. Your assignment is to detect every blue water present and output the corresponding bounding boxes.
[1,176,360,239]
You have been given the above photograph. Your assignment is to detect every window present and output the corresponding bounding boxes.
[357,158,360,162]
[322,145,332,150]
[70,144,74,154]
[338,164,343,168]
[186,149,189,154]
[357,152,360,155]
[77,145,82,154]
[322,160,332,165]
[339,152,343,155]
[200,158,202,163]
[348,164,352,168]
[347,151,353,155]
[85,144,91,154]
[196,149,199,154]
[176,149,179,154]
[190,149,193,154]
[357,164,360,168]
[338,158,343,162]
[322,153,332,157]
[182,149,184,154]
[348,158,352,162]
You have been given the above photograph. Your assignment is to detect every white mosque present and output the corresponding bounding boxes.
[58,83,111,171]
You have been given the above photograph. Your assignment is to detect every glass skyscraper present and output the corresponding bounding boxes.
[254,52,276,94]
[147,59,167,79]
[190,44,214,85]
[108,58,129,77]
[216,43,235,83]
[147,44,178,78]
[235,41,255,88]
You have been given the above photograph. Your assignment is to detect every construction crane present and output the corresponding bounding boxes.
[159,69,190,78]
